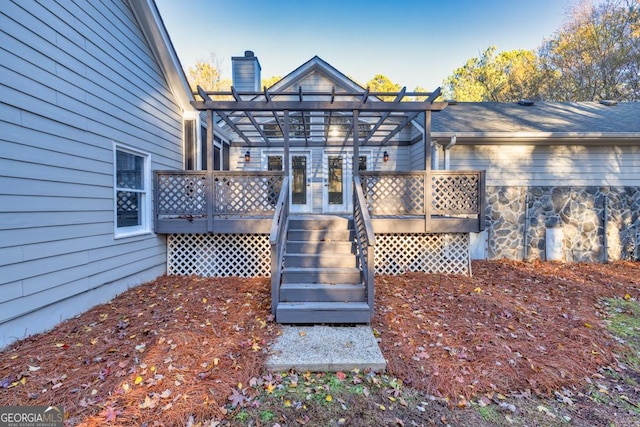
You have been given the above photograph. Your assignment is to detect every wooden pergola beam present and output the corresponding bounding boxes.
[363,87,406,145]
[380,111,421,145]
[191,100,447,112]
[216,111,253,146]
[231,86,272,146]
[264,86,286,137]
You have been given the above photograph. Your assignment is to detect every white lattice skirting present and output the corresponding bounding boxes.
[374,233,471,275]
[167,234,271,277]
[167,233,470,278]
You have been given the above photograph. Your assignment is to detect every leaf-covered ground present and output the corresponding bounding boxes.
[1,260,639,426]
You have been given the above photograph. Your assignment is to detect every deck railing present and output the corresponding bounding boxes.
[353,176,376,317]
[359,170,486,233]
[269,177,289,315]
[154,170,284,233]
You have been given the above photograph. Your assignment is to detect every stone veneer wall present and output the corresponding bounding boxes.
[485,186,640,262]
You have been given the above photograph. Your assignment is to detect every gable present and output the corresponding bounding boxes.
[268,56,365,96]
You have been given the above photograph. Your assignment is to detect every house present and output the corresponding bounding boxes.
[0,0,205,348]
[158,52,640,324]
[3,0,637,347]
[157,53,486,324]
[432,102,640,263]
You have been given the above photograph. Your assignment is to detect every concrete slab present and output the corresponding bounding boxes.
[266,325,387,372]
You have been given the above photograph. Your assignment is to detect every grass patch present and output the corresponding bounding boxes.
[603,297,640,368]
[476,405,501,423]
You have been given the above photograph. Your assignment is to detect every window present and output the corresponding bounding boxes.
[114,145,151,237]
[267,155,283,171]
[183,119,197,170]
[359,155,367,171]
[263,115,305,138]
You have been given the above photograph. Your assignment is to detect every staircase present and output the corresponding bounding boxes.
[276,215,372,324]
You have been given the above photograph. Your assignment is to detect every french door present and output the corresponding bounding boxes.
[289,152,312,214]
[323,153,348,213]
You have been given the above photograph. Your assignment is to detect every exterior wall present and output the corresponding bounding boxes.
[484,186,640,262]
[229,145,413,213]
[0,0,184,347]
[450,144,640,187]
[452,143,640,262]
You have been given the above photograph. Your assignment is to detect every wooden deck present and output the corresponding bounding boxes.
[156,170,484,324]
[154,170,486,235]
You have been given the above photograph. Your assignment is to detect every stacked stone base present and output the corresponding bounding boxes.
[485,186,640,262]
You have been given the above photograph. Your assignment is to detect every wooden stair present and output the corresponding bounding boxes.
[276,215,371,324]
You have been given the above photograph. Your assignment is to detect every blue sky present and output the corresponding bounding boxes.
[155,0,585,90]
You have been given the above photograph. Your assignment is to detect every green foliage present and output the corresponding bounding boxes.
[538,0,640,101]
[445,0,640,101]
[365,74,403,101]
[262,75,283,89]
[444,46,543,102]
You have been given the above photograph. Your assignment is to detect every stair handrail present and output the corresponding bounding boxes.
[269,176,289,315]
[353,176,376,317]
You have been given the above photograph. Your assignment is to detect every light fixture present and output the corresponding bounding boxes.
[383,151,389,162]
[245,150,251,162]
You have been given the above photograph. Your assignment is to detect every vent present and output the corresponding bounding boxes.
[517,99,535,106]
[600,99,618,106]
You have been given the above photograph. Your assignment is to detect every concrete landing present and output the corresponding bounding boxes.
[266,325,387,372]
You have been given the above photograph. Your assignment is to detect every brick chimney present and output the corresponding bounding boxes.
[232,50,261,92]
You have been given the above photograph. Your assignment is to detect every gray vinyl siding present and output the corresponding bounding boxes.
[0,0,183,346]
[449,144,640,187]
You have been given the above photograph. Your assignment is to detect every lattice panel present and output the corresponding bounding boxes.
[375,233,470,275]
[116,191,139,212]
[157,173,207,216]
[214,175,282,215]
[362,174,424,215]
[431,173,479,214]
[167,234,271,277]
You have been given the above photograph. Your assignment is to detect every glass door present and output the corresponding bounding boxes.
[323,153,348,213]
[290,153,312,213]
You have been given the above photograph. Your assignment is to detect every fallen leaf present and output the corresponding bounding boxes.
[139,395,158,409]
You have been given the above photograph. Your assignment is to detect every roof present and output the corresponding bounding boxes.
[432,102,640,143]
[195,56,444,146]
[196,53,640,146]
[127,0,195,113]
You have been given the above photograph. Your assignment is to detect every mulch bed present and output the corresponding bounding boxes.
[374,260,640,405]
[1,260,639,425]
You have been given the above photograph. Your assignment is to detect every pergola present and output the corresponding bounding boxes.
[192,85,447,175]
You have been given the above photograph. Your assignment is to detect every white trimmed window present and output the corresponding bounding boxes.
[114,144,151,238]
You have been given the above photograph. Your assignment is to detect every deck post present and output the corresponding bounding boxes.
[283,110,290,177]
[206,109,215,232]
[353,109,359,177]
[424,110,432,232]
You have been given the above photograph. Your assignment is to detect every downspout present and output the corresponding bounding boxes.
[443,134,456,170]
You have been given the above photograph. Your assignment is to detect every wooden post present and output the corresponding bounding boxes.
[353,110,359,177]
[283,110,290,176]
[424,111,431,232]
[206,109,214,233]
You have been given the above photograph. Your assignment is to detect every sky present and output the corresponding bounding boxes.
[154,0,585,90]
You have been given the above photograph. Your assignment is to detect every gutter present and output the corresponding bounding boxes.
[432,132,640,145]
